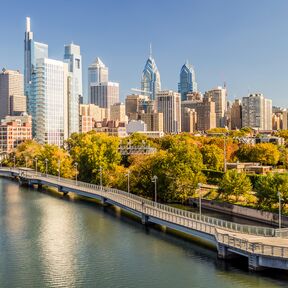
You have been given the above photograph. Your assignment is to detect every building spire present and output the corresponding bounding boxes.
[26,17,31,32]
[149,43,152,58]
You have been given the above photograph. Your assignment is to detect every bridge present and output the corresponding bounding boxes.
[1,167,288,271]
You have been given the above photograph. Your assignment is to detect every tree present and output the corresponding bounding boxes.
[219,169,252,201]
[201,144,224,171]
[250,143,280,165]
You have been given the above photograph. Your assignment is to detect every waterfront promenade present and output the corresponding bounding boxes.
[1,167,288,271]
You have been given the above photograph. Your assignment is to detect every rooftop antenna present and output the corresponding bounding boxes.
[149,43,152,58]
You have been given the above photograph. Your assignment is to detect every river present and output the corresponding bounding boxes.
[0,177,287,287]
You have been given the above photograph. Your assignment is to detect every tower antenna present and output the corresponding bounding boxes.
[149,43,152,58]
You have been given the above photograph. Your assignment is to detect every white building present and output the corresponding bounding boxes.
[157,90,181,133]
[126,120,147,134]
[242,93,272,130]
[33,58,68,146]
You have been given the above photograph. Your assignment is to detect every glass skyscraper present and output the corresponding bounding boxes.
[64,43,83,135]
[141,49,161,100]
[178,61,197,101]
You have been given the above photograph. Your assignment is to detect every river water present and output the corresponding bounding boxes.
[0,177,287,288]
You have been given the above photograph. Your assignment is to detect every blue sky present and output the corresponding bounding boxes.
[1,0,288,106]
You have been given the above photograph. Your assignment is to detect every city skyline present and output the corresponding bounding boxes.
[1,0,288,106]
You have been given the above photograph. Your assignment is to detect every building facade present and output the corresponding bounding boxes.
[178,61,198,101]
[0,114,32,153]
[242,93,272,130]
[230,99,242,130]
[0,69,26,119]
[64,43,83,136]
[110,103,127,123]
[157,90,181,133]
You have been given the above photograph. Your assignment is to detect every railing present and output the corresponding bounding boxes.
[216,229,288,258]
[0,168,277,237]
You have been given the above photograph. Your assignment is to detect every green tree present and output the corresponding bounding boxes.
[201,144,224,170]
[250,143,280,165]
[219,169,252,201]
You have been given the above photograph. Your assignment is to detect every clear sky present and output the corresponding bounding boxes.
[1,0,288,106]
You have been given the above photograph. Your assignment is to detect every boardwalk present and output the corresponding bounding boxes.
[1,167,288,271]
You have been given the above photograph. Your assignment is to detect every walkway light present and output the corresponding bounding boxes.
[99,166,103,188]
[198,183,202,220]
[45,158,48,177]
[278,191,282,229]
[125,170,131,194]
[74,162,78,185]
[35,157,38,175]
[152,175,158,203]
[58,159,61,181]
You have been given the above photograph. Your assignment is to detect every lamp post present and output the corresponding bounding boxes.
[126,170,130,194]
[35,157,38,175]
[198,183,202,220]
[223,135,227,173]
[13,156,16,169]
[58,159,61,181]
[278,192,282,229]
[99,166,103,188]
[25,156,28,168]
[74,162,78,185]
[45,158,48,177]
[152,175,158,203]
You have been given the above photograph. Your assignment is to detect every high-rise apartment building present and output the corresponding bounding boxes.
[0,69,26,119]
[230,99,242,130]
[32,58,68,146]
[178,61,198,101]
[157,90,181,133]
[90,82,119,110]
[24,17,48,119]
[64,43,83,136]
[204,86,227,127]
[140,112,164,132]
[242,93,272,130]
[110,103,127,123]
[181,108,197,133]
[0,114,32,153]
[88,57,108,103]
[141,48,161,100]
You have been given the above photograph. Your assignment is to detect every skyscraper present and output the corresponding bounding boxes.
[141,47,161,100]
[157,90,181,133]
[0,69,26,120]
[242,93,272,130]
[204,86,227,127]
[33,58,68,146]
[64,43,83,135]
[24,17,48,119]
[178,61,198,101]
[88,57,108,103]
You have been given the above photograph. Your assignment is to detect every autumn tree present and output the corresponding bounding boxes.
[201,144,224,171]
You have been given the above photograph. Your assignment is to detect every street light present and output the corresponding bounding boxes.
[223,135,227,173]
[74,162,78,185]
[198,183,202,220]
[45,158,48,177]
[125,170,131,194]
[35,157,38,175]
[99,166,103,188]
[13,156,16,169]
[278,191,282,229]
[25,156,28,168]
[152,175,158,203]
[58,159,61,181]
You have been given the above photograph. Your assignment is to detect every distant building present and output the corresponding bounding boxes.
[64,43,83,135]
[204,87,227,127]
[88,57,108,103]
[0,69,26,120]
[141,47,161,100]
[157,90,181,133]
[178,61,198,101]
[230,99,242,129]
[242,93,272,130]
[140,112,163,132]
[110,103,127,123]
[90,82,119,109]
[125,94,150,120]
[126,120,147,134]
[0,114,32,153]
[181,107,197,133]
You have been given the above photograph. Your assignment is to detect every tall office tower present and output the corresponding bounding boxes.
[230,99,242,130]
[110,103,127,123]
[24,17,48,120]
[157,90,181,133]
[88,57,108,103]
[204,86,227,127]
[125,94,151,120]
[0,69,26,119]
[90,82,119,111]
[141,47,161,100]
[178,61,198,101]
[32,58,68,146]
[242,93,272,130]
[181,108,197,133]
[64,43,83,135]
